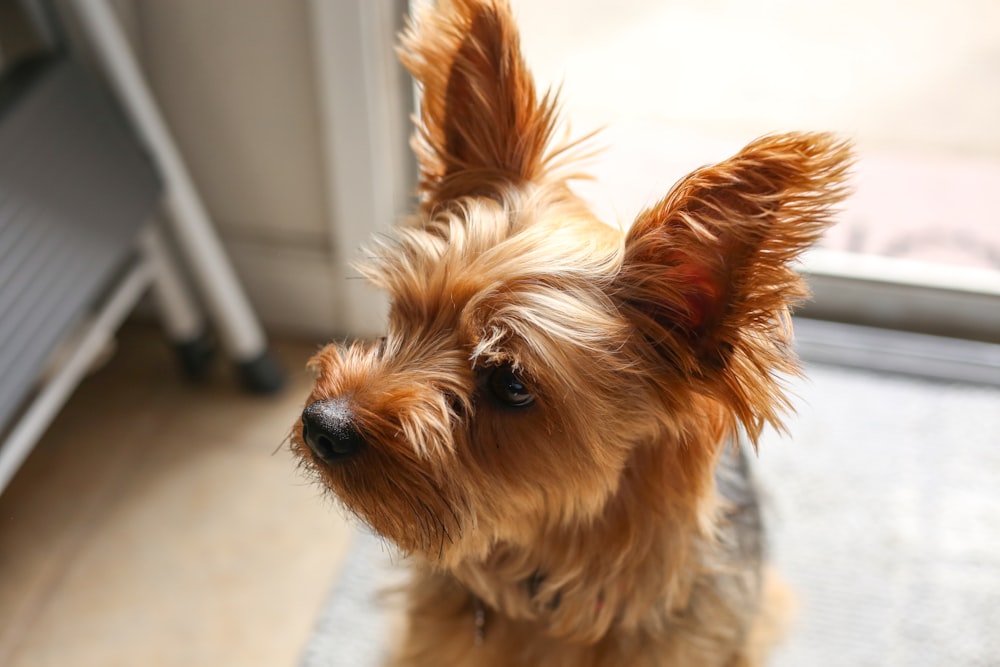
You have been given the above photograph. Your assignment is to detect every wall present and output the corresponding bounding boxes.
[125,0,412,338]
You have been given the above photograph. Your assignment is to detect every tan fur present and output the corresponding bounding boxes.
[292,1,852,665]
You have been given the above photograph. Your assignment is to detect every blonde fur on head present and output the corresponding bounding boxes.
[293,1,852,665]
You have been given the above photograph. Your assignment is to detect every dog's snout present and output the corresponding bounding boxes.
[301,399,365,463]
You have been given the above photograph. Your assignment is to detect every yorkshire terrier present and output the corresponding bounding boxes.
[292,0,851,664]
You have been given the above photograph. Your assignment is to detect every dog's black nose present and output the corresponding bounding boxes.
[301,399,365,462]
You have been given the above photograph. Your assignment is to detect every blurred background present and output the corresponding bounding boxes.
[0,0,997,665]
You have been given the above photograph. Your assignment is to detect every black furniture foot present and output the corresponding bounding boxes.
[236,350,285,395]
[172,332,216,382]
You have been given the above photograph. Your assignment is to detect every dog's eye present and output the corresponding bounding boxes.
[488,364,535,408]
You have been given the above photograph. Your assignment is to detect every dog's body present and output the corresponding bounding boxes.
[293,1,851,665]
[392,442,777,667]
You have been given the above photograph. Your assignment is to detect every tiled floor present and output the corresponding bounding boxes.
[0,323,352,667]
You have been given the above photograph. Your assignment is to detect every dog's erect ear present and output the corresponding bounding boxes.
[615,132,852,437]
[399,0,561,207]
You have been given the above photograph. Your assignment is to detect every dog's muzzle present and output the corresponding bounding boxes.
[301,398,365,463]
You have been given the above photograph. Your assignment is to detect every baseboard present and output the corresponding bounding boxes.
[225,238,384,341]
[793,317,1000,387]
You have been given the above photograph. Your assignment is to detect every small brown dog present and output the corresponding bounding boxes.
[293,1,851,664]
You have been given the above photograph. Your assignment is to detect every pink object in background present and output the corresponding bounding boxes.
[829,151,1000,270]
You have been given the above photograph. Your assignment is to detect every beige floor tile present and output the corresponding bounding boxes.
[0,324,352,667]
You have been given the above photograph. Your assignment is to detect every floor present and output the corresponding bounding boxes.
[0,323,352,667]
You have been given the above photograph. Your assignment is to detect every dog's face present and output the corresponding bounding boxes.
[301,186,664,564]
[291,0,851,566]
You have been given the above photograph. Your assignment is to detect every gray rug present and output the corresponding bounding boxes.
[301,363,1000,666]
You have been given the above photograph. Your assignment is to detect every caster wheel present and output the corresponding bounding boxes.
[173,332,216,382]
[237,350,285,394]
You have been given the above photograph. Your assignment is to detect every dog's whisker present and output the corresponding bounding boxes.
[416,496,451,558]
[440,495,464,540]
[272,431,293,456]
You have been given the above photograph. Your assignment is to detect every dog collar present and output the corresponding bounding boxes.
[473,596,487,645]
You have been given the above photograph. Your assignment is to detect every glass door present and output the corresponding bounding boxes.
[510,0,1000,354]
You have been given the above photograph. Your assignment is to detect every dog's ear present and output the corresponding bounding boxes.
[615,132,852,437]
[399,0,560,207]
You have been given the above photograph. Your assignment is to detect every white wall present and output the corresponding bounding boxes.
[125,0,412,338]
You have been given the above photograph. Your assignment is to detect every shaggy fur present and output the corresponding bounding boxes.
[292,1,852,665]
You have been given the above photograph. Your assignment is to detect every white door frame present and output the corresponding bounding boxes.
[308,0,414,338]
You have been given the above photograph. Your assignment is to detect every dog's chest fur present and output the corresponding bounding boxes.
[396,444,766,667]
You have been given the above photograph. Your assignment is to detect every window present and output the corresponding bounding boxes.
[512,0,1000,350]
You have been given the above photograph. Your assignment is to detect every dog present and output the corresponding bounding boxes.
[292,1,851,664]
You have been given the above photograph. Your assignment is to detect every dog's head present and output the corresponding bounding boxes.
[292,0,851,566]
